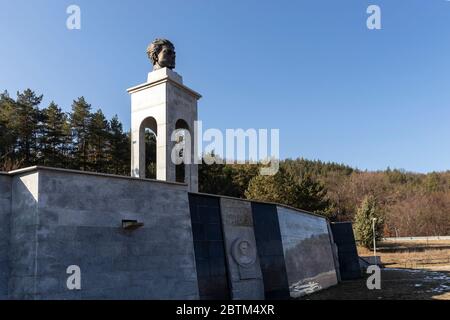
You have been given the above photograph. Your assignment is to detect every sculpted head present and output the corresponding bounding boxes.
[147,38,176,71]
[239,241,250,256]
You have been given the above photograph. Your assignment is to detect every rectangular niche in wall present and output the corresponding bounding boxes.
[251,202,290,300]
[188,194,230,300]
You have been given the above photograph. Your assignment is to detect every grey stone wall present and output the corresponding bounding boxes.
[220,198,264,300]
[277,206,338,298]
[9,172,39,299]
[0,174,11,299]
[4,166,341,300]
[9,168,199,300]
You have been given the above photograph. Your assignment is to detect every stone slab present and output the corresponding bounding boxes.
[220,198,264,300]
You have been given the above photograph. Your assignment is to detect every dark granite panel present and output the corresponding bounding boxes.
[330,222,361,280]
[251,202,290,300]
[188,194,229,300]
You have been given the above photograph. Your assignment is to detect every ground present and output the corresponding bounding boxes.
[300,239,450,300]
[361,240,450,269]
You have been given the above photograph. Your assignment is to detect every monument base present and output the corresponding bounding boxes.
[0,166,339,300]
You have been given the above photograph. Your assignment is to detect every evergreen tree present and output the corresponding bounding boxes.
[198,153,240,196]
[245,167,302,208]
[15,89,43,165]
[39,102,70,167]
[229,164,260,198]
[0,91,18,164]
[295,174,331,214]
[354,195,384,249]
[70,97,91,170]
[88,109,110,172]
[109,115,130,175]
[245,168,331,215]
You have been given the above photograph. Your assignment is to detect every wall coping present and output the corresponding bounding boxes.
[6,166,329,221]
[7,166,188,187]
[190,191,328,221]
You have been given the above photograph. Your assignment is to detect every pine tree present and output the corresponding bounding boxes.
[354,195,384,249]
[198,152,243,196]
[70,97,91,170]
[295,174,331,214]
[245,168,331,214]
[0,91,18,164]
[230,164,260,198]
[245,167,301,207]
[15,89,43,166]
[109,115,130,175]
[88,109,110,172]
[39,102,70,167]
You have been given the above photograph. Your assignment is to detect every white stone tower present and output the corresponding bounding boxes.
[127,66,201,192]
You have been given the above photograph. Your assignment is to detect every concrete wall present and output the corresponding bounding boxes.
[277,206,338,298]
[220,198,264,300]
[9,168,199,300]
[9,172,39,299]
[0,174,11,299]
[3,166,342,300]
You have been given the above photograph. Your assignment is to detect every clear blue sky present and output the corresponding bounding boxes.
[1,0,449,173]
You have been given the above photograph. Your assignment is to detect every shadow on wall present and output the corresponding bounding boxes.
[0,174,12,299]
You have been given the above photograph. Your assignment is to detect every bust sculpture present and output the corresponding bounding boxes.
[147,38,176,71]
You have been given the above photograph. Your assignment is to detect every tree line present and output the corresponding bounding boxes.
[1,89,449,240]
[0,89,130,174]
[199,158,450,241]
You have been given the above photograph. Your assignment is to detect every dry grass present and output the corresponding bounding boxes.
[358,240,450,269]
[300,239,450,300]
[300,268,450,300]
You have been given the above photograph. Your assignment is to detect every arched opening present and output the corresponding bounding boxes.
[140,117,157,179]
[175,119,189,183]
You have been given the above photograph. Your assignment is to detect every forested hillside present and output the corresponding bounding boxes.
[1,89,449,237]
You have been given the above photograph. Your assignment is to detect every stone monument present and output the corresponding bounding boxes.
[0,40,342,300]
[128,38,201,192]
